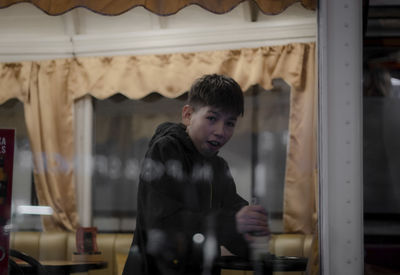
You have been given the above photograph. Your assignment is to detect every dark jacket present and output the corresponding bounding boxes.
[123,122,249,275]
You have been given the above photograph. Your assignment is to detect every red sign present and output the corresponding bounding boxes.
[0,129,15,275]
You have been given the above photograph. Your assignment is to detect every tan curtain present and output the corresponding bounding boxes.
[282,43,317,234]
[0,60,79,231]
[25,60,78,231]
[0,62,31,104]
[0,0,316,15]
[0,43,316,233]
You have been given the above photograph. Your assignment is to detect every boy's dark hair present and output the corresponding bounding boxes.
[188,74,244,116]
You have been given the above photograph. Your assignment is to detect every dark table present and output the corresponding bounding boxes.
[213,255,308,275]
[13,259,108,275]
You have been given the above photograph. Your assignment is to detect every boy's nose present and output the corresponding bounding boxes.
[213,121,225,138]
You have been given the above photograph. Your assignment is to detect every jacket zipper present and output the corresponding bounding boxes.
[210,181,213,209]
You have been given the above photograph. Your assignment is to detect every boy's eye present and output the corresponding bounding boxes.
[226,121,236,127]
[207,116,217,122]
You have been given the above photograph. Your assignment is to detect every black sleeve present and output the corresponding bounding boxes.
[214,160,250,259]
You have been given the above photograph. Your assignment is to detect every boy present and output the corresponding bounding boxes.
[123,74,269,275]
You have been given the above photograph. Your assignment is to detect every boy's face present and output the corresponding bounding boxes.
[182,105,238,157]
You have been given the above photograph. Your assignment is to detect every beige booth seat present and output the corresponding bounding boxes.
[10,231,132,275]
[10,232,312,275]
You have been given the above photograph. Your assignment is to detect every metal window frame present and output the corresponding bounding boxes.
[318,0,364,274]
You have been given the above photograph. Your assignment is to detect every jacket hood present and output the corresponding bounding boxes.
[149,122,197,154]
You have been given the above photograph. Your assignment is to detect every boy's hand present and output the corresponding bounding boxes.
[235,205,270,242]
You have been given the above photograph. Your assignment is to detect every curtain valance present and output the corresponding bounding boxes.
[0,43,316,233]
[0,0,316,16]
[70,44,311,101]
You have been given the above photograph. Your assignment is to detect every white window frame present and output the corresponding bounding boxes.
[318,0,364,274]
[74,95,93,227]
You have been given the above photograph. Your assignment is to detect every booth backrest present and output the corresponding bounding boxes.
[10,232,312,275]
[10,231,133,275]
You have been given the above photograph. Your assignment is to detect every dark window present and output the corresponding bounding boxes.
[92,82,291,233]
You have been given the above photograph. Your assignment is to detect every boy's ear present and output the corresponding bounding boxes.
[182,105,194,126]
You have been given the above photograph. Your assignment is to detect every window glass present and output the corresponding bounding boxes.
[92,94,185,231]
[92,83,290,233]
[363,2,400,272]
[0,99,39,231]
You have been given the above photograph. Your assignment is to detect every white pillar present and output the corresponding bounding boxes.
[318,0,364,274]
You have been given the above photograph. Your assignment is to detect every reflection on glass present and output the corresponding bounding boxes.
[92,83,290,234]
[363,2,400,273]
[92,94,184,231]
[0,99,40,231]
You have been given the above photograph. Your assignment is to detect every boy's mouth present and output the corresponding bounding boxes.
[207,140,221,149]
